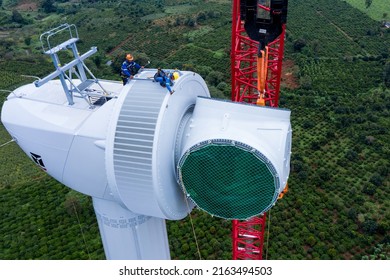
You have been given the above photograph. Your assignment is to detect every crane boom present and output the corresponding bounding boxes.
[231,0,288,260]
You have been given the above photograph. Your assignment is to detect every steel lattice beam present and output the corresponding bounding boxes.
[231,0,286,260]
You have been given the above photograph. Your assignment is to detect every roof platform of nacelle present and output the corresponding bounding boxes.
[8,79,124,110]
[7,68,182,110]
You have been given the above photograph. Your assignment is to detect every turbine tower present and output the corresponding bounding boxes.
[1,23,291,259]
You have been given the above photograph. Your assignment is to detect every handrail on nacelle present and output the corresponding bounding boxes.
[35,23,109,107]
[39,23,79,54]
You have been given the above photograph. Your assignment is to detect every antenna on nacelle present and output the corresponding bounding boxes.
[35,23,108,107]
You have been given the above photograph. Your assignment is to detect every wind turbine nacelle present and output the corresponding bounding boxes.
[1,70,291,222]
[1,71,209,220]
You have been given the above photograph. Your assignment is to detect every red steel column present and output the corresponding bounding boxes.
[231,0,286,260]
[231,0,259,104]
[231,1,286,107]
[263,24,286,107]
[232,215,267,260]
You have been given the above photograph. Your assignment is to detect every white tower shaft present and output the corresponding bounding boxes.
[93,198,170,260]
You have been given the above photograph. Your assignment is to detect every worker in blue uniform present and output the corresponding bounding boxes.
[153,68,175,94]
[121,54,143,85]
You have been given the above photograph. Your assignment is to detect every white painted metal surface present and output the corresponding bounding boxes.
[1,69,210,259]
[106,70,210,219]
[1,67,291,259]
[93,197,170,260]
[178,97,292,198]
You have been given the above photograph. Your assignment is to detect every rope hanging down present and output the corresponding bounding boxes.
[183,190,202,260]
[0,139,15,148]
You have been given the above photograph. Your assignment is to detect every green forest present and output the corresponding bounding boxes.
[0,0,389,260]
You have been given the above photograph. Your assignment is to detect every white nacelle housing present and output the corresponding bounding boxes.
[1,70,210,220]
[1,23,292,260]
[1,70,291,222]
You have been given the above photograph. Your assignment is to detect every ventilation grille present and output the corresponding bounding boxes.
[113,83,165,194]
[178,140,279,220]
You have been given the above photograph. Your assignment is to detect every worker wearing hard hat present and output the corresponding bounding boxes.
[154,67,175,95]
[121,53,143,85]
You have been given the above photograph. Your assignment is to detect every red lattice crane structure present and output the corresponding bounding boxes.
[231,0,288,260]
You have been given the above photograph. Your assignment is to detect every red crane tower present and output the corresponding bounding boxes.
[231,0,288,260]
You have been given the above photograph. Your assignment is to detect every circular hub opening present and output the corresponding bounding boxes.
[178,140,279,220]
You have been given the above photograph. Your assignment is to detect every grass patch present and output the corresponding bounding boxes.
[342,0,390,21]
[213,49,225,59]
[183,25,214,41]
[165,4,194,15]
[141,13,166,21]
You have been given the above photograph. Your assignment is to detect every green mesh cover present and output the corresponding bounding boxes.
[178,141,278,220]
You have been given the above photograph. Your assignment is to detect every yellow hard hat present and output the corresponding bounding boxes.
[172,72,179,80]
[126,54,133,61]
